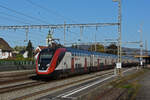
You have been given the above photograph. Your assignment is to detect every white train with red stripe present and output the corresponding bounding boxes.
[36,47,139,77]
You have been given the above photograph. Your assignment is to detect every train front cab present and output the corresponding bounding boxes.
[36,48,66,77]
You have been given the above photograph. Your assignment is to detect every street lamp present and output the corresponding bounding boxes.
[113,0,122,76]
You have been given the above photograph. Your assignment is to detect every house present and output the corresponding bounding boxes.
[19,50,28,58]
[0,38,12,59]
[34,46,47,59]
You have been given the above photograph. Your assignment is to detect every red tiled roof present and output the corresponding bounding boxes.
[38,46,47,50]
[35,46,47,53]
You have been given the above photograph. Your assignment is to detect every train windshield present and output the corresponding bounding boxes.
[39,52,53,64]
[40,54,52,62]
[38,49,55,71]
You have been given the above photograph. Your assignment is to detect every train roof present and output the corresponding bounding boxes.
[66,47,117,58]
[65,47,137,60]
[40,47,138,60]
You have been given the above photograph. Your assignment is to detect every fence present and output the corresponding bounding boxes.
[0,60,35,65]
[0,60,36,71]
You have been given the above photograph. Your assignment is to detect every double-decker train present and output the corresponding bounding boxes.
[36,47,139,77]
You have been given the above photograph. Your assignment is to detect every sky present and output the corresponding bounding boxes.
[0,0,149,50]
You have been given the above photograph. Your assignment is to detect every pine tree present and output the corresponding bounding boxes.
[26,40,33,58]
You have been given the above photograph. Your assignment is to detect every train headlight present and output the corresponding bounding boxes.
[46,64,50,67]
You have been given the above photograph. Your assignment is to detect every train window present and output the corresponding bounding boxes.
[105,59,107,64]
[100,63,104,66]
[39,52,54,64]
[77,53,78,56]
[72,53,74,56]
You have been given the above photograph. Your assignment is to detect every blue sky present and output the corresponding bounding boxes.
[0,0,149,50]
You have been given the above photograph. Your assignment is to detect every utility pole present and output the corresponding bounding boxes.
[113,0,122,76]
[145,40,148,66]
[145,40,148,56]
[64,21,66,46]
[25,28,29,42]
[139,24,143,67]
[95,32,97,51]
[80,26,83,44]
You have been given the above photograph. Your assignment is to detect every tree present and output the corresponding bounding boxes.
[122,50,127,56]
[71,44,78,49]
[26,40,33,58]
[14,46,26,52]
[106,44,118,54]
[88,44,105,53]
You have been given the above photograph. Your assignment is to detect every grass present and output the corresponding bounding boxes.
[108,68,148,100]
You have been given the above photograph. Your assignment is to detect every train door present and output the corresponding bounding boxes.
[90,55,94,67]
[90,55,94,71]
[71,57,75,72]
[84,58,87,71]
[97,59,100,70]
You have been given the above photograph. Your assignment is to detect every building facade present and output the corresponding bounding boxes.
[0,38,12,59]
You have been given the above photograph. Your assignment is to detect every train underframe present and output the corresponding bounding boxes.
[37,63,138,79]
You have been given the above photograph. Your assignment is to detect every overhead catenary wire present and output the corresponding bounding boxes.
[0,11,36,24]
[0,15,30,25]
[26,0,77,23]
[0,4,48,24]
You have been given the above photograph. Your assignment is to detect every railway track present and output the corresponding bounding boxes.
[13,71,114,100]
[0,69,114,100]
[0,74,36,85]
[0,81,45,94]
[0,70,35,78]
[0,70,36,85]
[0,71,113,94]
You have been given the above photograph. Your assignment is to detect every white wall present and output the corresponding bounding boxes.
[23,51,28,58]
[0,49,12,59]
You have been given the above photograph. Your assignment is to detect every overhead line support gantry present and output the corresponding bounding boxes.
[0,23,119,30]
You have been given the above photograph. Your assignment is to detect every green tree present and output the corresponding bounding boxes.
[71,44,78,49]
[89,44,105,53]
[26,40,33,58]
[106,44,118,54]
[14,46,26,52]
[122,50,127,56]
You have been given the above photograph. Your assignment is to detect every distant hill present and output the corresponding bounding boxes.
[70,44,150,56]
[122,47,150,56]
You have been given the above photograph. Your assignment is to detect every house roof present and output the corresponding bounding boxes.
[0,38,12,51]
[38,46,48,50]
